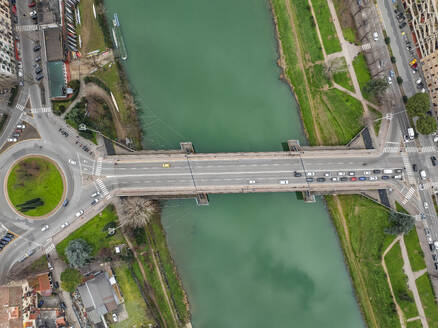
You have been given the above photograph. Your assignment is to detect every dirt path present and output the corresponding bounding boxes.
[381,236,406,328]
[334,196,379,327]
[284,0,323,145]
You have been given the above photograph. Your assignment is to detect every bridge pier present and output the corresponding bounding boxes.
[196,193,209,206]
[287,140,302,152]
[180,142,195,154]
[302,191,316,203]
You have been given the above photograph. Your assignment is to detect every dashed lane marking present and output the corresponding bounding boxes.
[95,157,103,176]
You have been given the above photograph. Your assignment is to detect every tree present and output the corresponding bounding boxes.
[363,78,389,98]
[121,197,159,228]
[416,115,437,135]
[385,36,391,44]
[406,93,430,117]
[396,76,403,84]
[390,56,396,63]
[65,239,92,268]
[385,211,414,235]
[60,268,82,292]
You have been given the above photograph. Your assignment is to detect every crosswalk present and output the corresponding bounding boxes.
[15,24,38,32]
[15,103,25,111]
[401,152,415,185]
[45,242,55,254]
[383,146,400,153]
[402,187,415,205]
[362,43,371,50]
[95,157,103,176]
[96,178,111,200]
[31,107,51,114]
[404,146,435,153]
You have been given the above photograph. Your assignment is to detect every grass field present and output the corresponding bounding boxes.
[404,229,426,272]
[416,274,438,328]
[352,53,372,100]
[332,0,360,45]
[406,320,422,328]
[369,106,382,135]
[112,265,154,328]
[310,0,342,54]
[332,57,354,92]
[326,195,400,328]
[7,157,63,216]
[385,242,418,319]
[56,205,124,262]
[78,0,106,53]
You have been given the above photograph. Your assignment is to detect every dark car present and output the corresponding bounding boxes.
[399,22,407,29]
[433,255,438,262]
[412,164,417,172]
[38,300,44,308]
[340,177,348,182]
[395,169,402,173]
[306,177,314,182]
[6,233,14,238]
[35,67,42,75]
[62,199,69,207]
[35,56,41,62]
[359,177,366,181]
[381,175,390,180]
[430,244,435,251]
[294,172,302,177]
[35,74,43,81]
[431,156,437,166]
[316,177,325,182]
[435,263,438,271]
[373,169,381,174]
[60,302,66,310]
[54,281,59,289]
[12,133,19,137]
[33,45,41,52]
[2,237,11,242]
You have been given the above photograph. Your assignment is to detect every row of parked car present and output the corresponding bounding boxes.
[7,123,25,143]
[0,232,15,252]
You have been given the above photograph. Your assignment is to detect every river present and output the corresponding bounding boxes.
[104,0,364,327]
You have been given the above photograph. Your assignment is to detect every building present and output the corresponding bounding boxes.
[0,286,23,328]
[77,272,122,324]
[36,273,52,297]
[0,0,17,88]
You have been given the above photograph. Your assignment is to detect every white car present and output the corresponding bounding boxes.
[41,225,49,232]
[75,209,84,217]
[16,124,25,129]
[68,159,76,165]
[373,32,379,41]
[306,172,315,176]
[424,202,429,210]
[7,138,17,142]
[248,180,256,184]
[331,177,338,182]
[369,176,378,181]
[419,183,425,191]
[280,180,288,185]
[364,171,371,175]
[338,172,345,176]
[387,76,393,85]
[416,78,422,85]
[61,222,69,229]
[324,172,330,177]
[91,191,100,198]
[112,313,118,322]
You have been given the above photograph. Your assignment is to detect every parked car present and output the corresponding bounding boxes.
[33,44,40,52]
[91,191,100,198]
[316,177,325,182]
[399,21,407,29]
[340,177,348,182]
[41,225,49,232]
[381,175,390,180]
[373,32,379,41]
[91,198,99,205]
[431,156,437,166]
[373,169,381,174]
[75,209,84,217]
[294,172,302,177]
[7,138,17,142]
[61,222,69,229]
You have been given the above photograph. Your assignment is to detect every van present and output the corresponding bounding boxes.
[383,169,393,174]
[407,128,415,140]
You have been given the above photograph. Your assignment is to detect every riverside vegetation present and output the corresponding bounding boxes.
[271,0,437,326]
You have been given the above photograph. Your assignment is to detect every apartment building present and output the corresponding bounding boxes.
[0,0,16,88]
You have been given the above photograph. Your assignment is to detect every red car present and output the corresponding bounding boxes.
[28,1,36,7]
[350,177,357,182]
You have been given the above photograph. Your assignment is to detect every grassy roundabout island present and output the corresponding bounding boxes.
[7,157,64,217]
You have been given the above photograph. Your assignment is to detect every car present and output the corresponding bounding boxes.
[425,228,431,235]
[433,254,437,262]
[435,263,438,270]
[60,302,66,310]
[60,222,69,229]
[62,199,69,207]
[350,177,357,181]
[35,74,44,81]
[248,180,255,184]
[324,172,330,177]
[429,243,435,251]
[6,233,14,238]
[7,138,17,142]
[431,156,437,166]
[340,177,348,182]
[112,313,118,322]
[395,169,402,173]
[338,171,345,176]
[348,171,355,176]
[416,78,422,84]
[29,1,36,7]
[389,70,395,78]
[280,180,288,184]
[427,236,433,244]
[35,67,42,75]
[424,202,429,209]
[316,177,325,182]
[41,225,49,232]
[331,177,338,182]
[0,240,7,246]
[91,198,99,205]
[387,76,393,85]
[294,172,302,177]
[306,172,315,176]
[373,32,379,41]
[419,183,425,191]
[359,177,366,181]
[12,133,20,138]
[373,169,381,174]
[393,175,402,180]
[369,176,378,181]
[399,22,407,29]
[412,164,417,172]
[162,163,170,168]
[38,300,44,308]
[305,177,314,182]
[91,191,100,197]
[75,209,84,217]
[35,56,41,62]
[364,171,371,175]
[33,45,40,52]
[17,69,23,77]
[54,281,59,289]
[68,159,76,165]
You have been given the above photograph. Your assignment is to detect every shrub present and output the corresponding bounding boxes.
[416,115,437,135]
[406,93,430,117]
[65,239,92,268]
[61,268,82,292]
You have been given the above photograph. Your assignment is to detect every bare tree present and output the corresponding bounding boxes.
[121,197,159,228]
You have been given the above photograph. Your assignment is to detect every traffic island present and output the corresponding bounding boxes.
[5,155,66,218]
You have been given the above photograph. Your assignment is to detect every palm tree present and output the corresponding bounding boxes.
[121,197,159,228]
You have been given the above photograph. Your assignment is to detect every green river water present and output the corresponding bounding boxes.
[105,0,364,327]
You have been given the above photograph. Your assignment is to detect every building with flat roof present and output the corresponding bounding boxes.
[47,61,67,99]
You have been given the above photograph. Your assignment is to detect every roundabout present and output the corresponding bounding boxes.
[5,155,66,218]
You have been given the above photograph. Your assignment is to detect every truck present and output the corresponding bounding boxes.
[407,128,415,140]
[420,170,427,180]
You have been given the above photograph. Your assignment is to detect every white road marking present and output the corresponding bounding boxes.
[402,187,415,205]
[95,157,103,176]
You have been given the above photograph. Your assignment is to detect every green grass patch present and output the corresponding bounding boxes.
[385,242,418,318]
[56,205,124,262]
[290,0,324,62]
[310,0,342,54]
[271,0,317,145]
[352,53,373,101]
[307,63,331,90]
[332,57,354,92]
[52,99,73,116]
[343,27,359,44]
[406,320,423,328]
[7,157,63,216]
[78,0,106,53]
[404,229,426,272]
[326,195,400,328]
[416,274,438,328]
[369,106,382,135]
[320,88,364,144]
[112,264,154,328]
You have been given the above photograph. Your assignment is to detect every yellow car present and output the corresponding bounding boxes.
[162,163,171,168]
